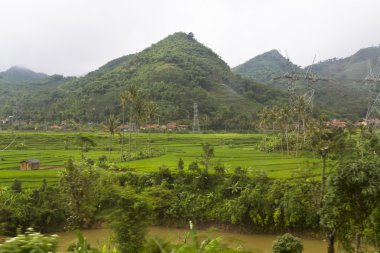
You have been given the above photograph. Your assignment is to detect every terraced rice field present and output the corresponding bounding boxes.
[0,131,321,187]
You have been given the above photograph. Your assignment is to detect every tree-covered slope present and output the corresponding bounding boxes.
[311,46,380,82]
[1,32,285,129]
[232,47,380,120]
[0,66,48,82]
[232,49,301,84]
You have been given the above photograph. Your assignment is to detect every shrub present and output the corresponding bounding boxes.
[272,233,303,253]
[0,228,58,253]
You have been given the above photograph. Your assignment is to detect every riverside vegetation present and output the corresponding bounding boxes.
[1,122,380,252]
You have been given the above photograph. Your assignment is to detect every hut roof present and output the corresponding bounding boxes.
[20,159,40,164]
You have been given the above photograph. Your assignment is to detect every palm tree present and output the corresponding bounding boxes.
[282,107,292,155]
[277,108,285,154]
[119,92,128,161]
[270,106,280,137]
[131,97,146,157]
[258,107,269,151]
[293,96,307,157]
[125,84,140,160]
[146,102,158,155]
[104,115,119,160]
[76,135,96,159]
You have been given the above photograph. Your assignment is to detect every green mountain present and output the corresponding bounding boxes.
[307,47,380,119]
[0,66,48,82]
[232,49,302,85]
[311,46,380,82]
[1,32,284,129]
[232,47,380,120]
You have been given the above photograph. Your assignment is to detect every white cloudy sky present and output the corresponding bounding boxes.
[1,0,380,76]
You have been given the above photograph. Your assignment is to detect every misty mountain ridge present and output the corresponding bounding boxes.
[0,66,49,82]
[310,46,380,82]
[232,46,380,119]
[234,46,380,85]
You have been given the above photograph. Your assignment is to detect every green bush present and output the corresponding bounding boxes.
[0,228,58,253]
[272,233,303,253]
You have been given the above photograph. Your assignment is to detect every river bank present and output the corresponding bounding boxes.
[54,226,327,253]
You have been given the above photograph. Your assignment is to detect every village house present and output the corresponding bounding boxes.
[327,119,347,128]
[141,124,160,130]
[50,124,63,130]
[20,159,40,170]
[166,122,177,131]
[117,124,131,132]
[366,118,380,128]
[354,118,380,128]
[178,124,189,130]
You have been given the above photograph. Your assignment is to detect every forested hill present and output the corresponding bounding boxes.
[232,49,302,85]
[0,66,48,82]
[232,47,380,120]
[0,67,71,122]
[310,46,380,82]
[1,32,285,129]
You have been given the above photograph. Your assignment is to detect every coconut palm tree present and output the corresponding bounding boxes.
[280,107,292,155]
[270,106,280,137]
[146,102,158,155]
[76,135,96,159]
[119,92,128,161]
[104,114,119,160]
[258,107,270,151]
[131,97,146,157]
[125,84,140,160]
[293,96,307,157]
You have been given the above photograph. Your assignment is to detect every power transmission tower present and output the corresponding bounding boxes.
[275,52,329,111]
[192,102,200,132]
[364,62,380,120]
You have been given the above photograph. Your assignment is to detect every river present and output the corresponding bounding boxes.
[54,226,327,253]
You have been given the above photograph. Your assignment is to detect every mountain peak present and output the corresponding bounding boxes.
[311,46,380,81]
[232,49,300,83]
[1,66,48,82]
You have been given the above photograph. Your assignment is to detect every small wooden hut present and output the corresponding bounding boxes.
[20,159,40,170]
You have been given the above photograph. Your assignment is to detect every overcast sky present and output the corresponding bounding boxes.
[1,0,380,76]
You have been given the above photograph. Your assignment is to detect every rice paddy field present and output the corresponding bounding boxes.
[0,131,322,187]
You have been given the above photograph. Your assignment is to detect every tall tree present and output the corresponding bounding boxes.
[131,97,146,157]
[109,186,151,253]
[104,115,119,160]
[200,142,214,171]
[145,102,158,155]
[76,135,96,159]
[320,156,380,253]
[120,92,128,161]
[258,107,269,152]
[125,84,140,160]
[59,159,99,229]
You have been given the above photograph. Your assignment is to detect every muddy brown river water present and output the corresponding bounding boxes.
[54,226,327,253]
